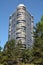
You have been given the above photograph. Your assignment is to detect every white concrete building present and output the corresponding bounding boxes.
[8,4,34,48]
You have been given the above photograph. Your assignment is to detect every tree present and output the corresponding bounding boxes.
[0,39,32,65]
[14,40,31,63]
[2,39,24,65]
[0,46,2,63]
[2,39,17,65]
[32,15,43,65]
[21,48,30,63]
[14,40,23,62]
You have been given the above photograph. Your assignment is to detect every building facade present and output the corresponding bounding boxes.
[8,4,34,48]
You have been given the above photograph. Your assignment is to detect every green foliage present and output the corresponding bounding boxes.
[21,49,30,63]
[2,39,16,65]
[3,61,8,65]
[32,15,43,64]
[0,52,2,63]
[2,39,30,64]
[0,46,2,52]
[0,64,3,65]
[0,46,2,64]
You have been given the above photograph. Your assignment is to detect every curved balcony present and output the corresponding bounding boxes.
[16,34,26,38]
[17,16,25,20]
[16,23,26,28]
[16,31,26,36]
[16,29,26,33]
[16,29,22,33]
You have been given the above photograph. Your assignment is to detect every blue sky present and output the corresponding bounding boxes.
[0,0,43,48]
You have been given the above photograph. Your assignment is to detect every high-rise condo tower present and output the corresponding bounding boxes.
[8,4,34,48]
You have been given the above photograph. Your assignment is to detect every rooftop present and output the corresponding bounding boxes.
[17,4,25,8]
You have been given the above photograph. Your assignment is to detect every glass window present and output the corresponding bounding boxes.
[16,27,22,30]
[17,12,22,16]
[16,32,21,34]
[16,21,21,24]
[16,37,26,39]
[21,20,26,22]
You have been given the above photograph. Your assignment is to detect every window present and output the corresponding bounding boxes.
[8,35,10,38]
[16,21,21,24]
[17,13,21,16]
[16,32,21,34]
[21,20,26,22]
[16,27,23,30]
[9,23,11,26]
[22,7,26,10]
[21,26,26,28]
[16,37,26,39]
[17,7,26,11]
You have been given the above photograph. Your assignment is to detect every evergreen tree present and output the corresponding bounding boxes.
[32,15,43,65]
[0,46,2,64]
[2,39,17,65]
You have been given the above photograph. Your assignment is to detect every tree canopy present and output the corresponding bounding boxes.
[32,15,43,65]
